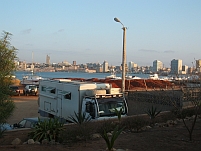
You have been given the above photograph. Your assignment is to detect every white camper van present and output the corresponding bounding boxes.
[38,79,128,122]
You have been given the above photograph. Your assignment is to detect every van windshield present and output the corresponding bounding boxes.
[97,97,126,117]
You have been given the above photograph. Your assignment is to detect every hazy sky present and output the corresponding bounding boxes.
[1,0,201,67]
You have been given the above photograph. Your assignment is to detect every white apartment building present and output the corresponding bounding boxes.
[103,61,109,73]
[182,65,188,74]
[128,61,138,72]
[153,60,163,73]
[46,55,50,65]
[196,59,201,72]
[170,59,182,74]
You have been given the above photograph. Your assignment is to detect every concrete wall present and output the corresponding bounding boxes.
[126,90,183,115]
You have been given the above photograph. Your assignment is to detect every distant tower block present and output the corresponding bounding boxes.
[46,55,50,65]
[103,61,109,73]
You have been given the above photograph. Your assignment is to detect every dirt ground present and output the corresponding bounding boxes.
[7,96,40,124]
[1,96,201,151]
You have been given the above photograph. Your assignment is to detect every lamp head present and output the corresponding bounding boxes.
[114,17,121,22]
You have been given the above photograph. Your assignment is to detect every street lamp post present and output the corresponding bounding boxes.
[114,17,127,93]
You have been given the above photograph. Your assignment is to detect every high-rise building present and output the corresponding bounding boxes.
[128,61,134,71]
[128,61,138,72]
[170,59,182,74]
[46,55,50,65]
[182,65,188,74]
[103,61,109,73]
[153,60,163,73]
[73,61,76,66]
[196,59,201,72]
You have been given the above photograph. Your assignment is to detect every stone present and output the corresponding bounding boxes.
[49,140,56,145]
[34,141,40,145]
[22,141,27,145]
[107,132,112,137]
[146,126,152,129]
[27,139,35,144]
[11,138,21,145]
[173,120,178,125]
[106,148,116,151]
[42,139,49,145]
[166,120,174,125]
[92,133,101,139]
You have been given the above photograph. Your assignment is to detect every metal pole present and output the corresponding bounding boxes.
[122,27,126,93]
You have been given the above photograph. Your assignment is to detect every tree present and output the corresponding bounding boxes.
[171,82,201,141]
[0,31,17,126]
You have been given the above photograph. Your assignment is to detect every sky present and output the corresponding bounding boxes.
[0,0,201,67]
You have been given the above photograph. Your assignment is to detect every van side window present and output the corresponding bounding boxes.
[41,86,46,92]
[64,93,71,100]
[50,88,56,94]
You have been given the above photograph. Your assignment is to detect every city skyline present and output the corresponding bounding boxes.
[1,0,201,67]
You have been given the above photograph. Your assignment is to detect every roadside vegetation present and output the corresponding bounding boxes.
[170,81,201,141]
[0,31,17,137]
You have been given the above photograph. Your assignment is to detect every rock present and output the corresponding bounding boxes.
[166,120,173,125]
[106,148,116,151]
[158,123,167,127]
[173,120,177,125]
[176,118,182,122]
[121,131,126,134]
[11,138,21,145]
[191,115,196,119]
[42,139,49,145]
[92,133,101,139]
[22,141,27,145]
[49,140,56,145]
[107,132,112,137]
[27,139,35,144]
[34,141,40,145]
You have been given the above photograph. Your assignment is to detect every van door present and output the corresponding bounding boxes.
[82,98,97,119]
[56,90,63,118]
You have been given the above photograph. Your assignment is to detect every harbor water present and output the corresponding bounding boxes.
[14,71,151,81]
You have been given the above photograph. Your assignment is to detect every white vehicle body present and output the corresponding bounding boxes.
[38,79,128,122]
[149,74,159,80]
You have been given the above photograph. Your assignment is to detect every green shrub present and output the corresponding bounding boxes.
[60,122,97,144]
[122,116,148,132]
[175,108,196,119]
[114,108,123,123]
[68,112,91,125]
[0,128,5,138]
[29,118,64,142]
[96,120,117,135]
[100,125,124,151]
[146,106,161,120]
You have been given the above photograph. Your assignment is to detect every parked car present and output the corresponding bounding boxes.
[0,123,13,131]
[12,117,50,129]
[23,85,38,96]
[9,85,21,96]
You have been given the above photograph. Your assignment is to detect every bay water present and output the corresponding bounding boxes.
[14,71,150,80]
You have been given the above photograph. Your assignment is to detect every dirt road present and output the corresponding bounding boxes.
[7,96,40,124]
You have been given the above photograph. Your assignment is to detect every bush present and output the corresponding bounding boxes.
[146,106,161,120]
[96,120,117,135]
[29,118,64,142]
[60,122,98,145]
[100,125,124,151]
[68,112,91,125]
[121,116,148,132]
